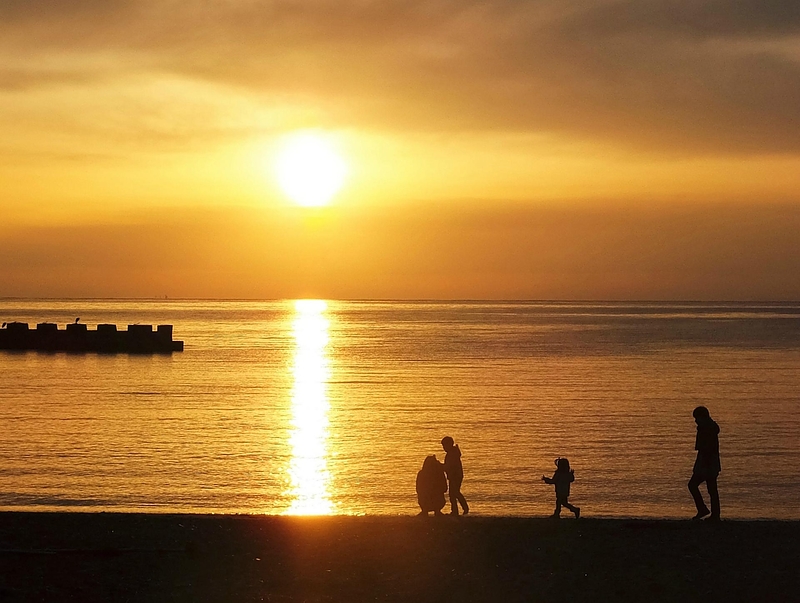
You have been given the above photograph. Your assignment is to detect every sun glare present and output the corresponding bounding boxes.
[274,133,347,207]
[285,299,333,515]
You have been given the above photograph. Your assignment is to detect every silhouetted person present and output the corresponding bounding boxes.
[542,457,580,519]
[441,436,469,515]
[416,455,447,516]
[688,405,721,520]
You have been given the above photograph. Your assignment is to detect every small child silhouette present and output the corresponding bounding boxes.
[542,457,580,519]
[441,436,469,516]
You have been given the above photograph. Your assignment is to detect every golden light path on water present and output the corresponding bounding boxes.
[284,299,333,515]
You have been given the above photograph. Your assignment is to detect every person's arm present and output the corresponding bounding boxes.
[542,475,554,484]
[442,454,452,473]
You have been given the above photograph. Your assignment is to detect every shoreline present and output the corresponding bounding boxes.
[2,507,799,521]
[2,508,800,521]
[1,512,798,602]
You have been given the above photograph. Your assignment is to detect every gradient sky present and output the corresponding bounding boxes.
[1,0,799,299]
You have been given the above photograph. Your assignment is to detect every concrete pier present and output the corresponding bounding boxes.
[0,322,183,354]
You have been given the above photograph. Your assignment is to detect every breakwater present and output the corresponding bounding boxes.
[0,321,183,353]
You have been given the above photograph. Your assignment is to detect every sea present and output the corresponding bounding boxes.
[1,300,799,519]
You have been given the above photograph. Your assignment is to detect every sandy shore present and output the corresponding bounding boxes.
[0,512,798,602]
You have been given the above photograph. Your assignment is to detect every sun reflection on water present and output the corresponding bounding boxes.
[285,299,333,515]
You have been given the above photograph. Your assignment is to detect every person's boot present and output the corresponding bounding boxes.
[692,509,711,520]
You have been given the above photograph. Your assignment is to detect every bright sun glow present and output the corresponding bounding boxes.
[275,133,347,207]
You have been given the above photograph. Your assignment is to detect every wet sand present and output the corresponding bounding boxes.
[0,512,798,602]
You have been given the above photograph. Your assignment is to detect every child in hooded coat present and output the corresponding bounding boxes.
[542,457,581,519]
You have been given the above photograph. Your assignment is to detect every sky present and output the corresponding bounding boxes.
[1,0,799,299]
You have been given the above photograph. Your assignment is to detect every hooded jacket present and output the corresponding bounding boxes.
[443,445,464,483]
[544,468,575,499]
[694,417,721,476]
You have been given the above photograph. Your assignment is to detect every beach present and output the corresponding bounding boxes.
[1,513,798,602]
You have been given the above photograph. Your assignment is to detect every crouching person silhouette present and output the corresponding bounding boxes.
[416,455,447,516]
[688,406,721,520]
[542,457,580,519]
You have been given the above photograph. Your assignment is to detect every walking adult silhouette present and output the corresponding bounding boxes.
[688,406,721,520]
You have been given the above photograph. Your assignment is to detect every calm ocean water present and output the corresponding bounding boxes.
[1,300,799,519]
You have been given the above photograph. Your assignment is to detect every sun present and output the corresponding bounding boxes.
[274,132,348,207]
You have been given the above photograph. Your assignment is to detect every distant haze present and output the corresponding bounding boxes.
[2,202,799,300]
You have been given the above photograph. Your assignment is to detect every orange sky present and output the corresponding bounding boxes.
[1,0,799,299]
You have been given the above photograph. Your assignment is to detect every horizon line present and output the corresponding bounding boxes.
[1,297,799,304]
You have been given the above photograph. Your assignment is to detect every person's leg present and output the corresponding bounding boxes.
[707,475,720,519]
[456,491,469,514]
[562,500,581,518]
[553,497,563,518]
[449,479,461,515]
[688,473,710,518]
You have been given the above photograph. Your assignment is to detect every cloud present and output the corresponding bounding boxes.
[563,0,800,39]
[1,0,799,153]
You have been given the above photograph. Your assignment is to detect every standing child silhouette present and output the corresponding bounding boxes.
[542,457,580,519]
[441,436,469,516]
